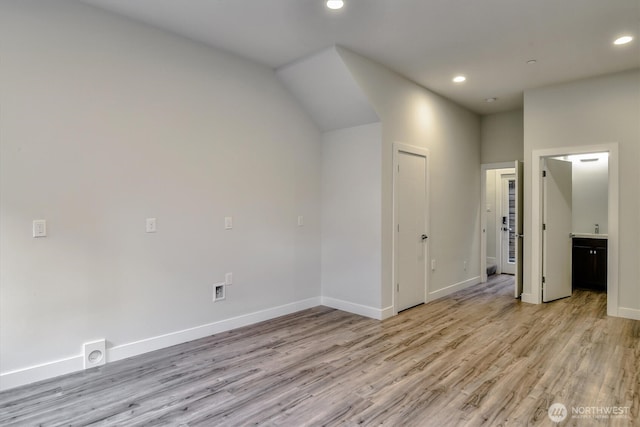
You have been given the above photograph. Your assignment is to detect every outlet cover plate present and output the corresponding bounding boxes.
[83,339,106,369]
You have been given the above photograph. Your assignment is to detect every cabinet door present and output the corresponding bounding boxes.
[572,244,591,288]
[594,244,608,290]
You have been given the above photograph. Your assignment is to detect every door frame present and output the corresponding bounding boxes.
[480,162,518,283]
[529,143,619,316]
[392,142,430,315]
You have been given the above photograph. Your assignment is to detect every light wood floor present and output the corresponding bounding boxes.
[1,275,638,426]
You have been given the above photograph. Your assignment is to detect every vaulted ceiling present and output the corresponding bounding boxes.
[83,0,640,115]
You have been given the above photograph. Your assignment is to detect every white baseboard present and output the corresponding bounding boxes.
[0,354,83,392]
[379,305,394,320]
[521,293,538,304]
[321,296,387,320]
[0,297,321,391]
[428,276,480,301]
[617,307,640,321]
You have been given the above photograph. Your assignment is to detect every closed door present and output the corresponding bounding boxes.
[542,158,573,302]
[396,150,428,311]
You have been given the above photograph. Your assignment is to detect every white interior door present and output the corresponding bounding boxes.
[500,174,516,275]
[542,158,573,302]
[396,149,428,311]
[515,161,524,298]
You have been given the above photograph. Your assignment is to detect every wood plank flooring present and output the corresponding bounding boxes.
[1,275,638,426]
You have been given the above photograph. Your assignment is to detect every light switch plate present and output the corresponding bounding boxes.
[224,216,233,229]
[33,220,47,238]
[225,272,233,285]
[297,216,304,226]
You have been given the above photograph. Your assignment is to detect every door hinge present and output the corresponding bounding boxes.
[542,276,546,284]
[397,224,400,232]
[397,283,400,292]
[397,164,400,173]
[543,223,546,231]
[542,170,547,177]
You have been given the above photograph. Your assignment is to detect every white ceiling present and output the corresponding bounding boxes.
[82,0,640,115]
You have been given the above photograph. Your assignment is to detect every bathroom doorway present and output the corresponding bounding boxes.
[541,152,609,302]
[530,144,618,316]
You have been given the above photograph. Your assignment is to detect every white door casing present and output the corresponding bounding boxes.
[542,158,573,302]
[515,161,524,298]
[393,143,429,313]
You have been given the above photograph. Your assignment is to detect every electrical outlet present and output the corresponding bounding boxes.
[431,259,436,271]
[146,218,157,233]
[225,272,233,285]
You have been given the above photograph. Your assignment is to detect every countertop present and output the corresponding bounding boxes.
[571,233,608,239]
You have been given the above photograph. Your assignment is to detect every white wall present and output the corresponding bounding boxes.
[0,0,321,386]
[336,47,481,309]
[572,157,608,234]
[321,123,382,315]
[481,109,524,163]
[523,69,640,315]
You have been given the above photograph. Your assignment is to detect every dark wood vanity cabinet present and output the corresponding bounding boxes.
[572,238,607,291]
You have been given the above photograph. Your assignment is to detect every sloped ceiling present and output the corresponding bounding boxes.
[277,47,378,132]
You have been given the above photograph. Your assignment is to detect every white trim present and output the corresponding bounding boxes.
[520,293,537,304]
[618,307,640,321]
[428,276,481,300]
[379,305,394,320]
[0,297,321,391]
[529,143,619,316]
[392,142,430,316]
[321,296,390,320]
[0,354,82,391]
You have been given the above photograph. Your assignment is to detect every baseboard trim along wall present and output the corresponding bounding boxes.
[618,307,640,321]
[428,276,480,301]
[321,296,390,320]
[0,297,322,391]
[520,292,537,304]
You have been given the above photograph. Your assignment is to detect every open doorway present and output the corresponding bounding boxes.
[541,152,609,302]
[530,144,618,317]
[480,161,523,298]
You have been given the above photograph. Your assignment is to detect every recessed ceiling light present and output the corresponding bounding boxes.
[452,75,466,83]
[614,35,633,45]
[326,0,344,10]
[526,59,537,65]
[485,97,498,103]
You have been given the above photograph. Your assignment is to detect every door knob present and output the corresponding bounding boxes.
[421,234,428,240]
